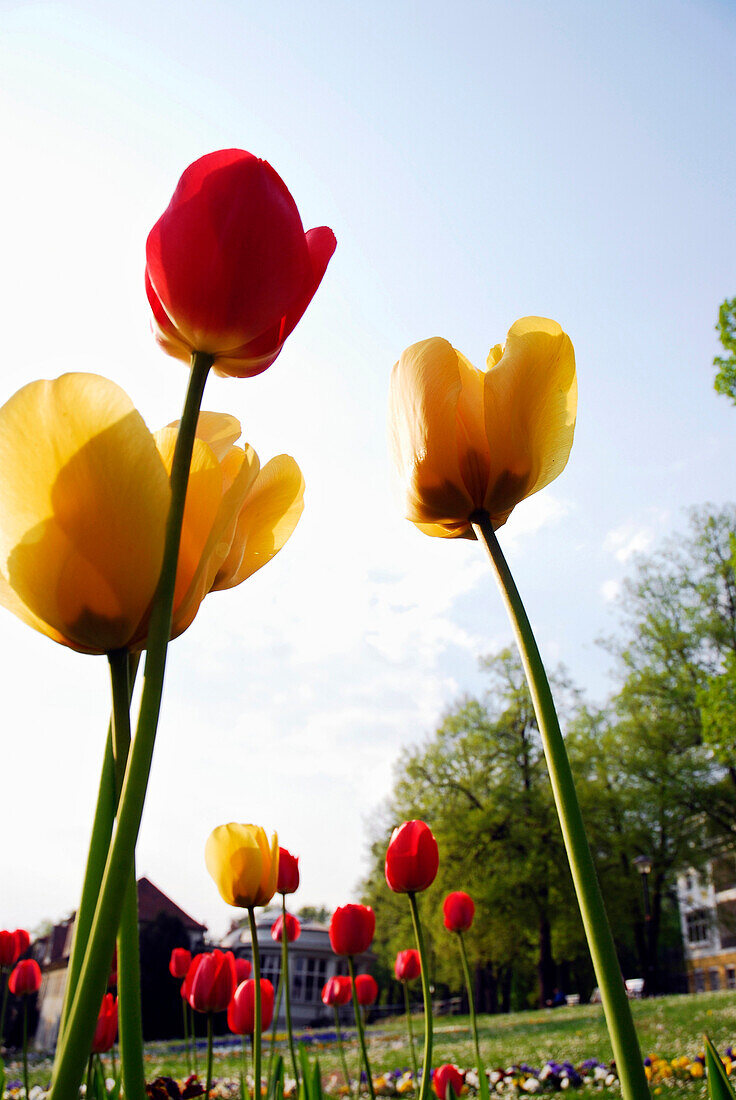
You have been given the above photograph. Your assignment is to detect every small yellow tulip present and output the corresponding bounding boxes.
[0,374,304,654]
[205,823,279,908]
[388,317,577,538]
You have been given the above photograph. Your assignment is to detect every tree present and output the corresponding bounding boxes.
[713,297,736,404]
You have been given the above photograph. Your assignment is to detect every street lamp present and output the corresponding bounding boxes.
[633,855,653,995]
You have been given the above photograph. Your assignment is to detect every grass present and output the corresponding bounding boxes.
[4,989,734,1097]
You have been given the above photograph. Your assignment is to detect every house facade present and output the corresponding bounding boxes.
[677,852,736,992]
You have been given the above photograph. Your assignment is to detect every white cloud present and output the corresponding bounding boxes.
[601,578,620,602]
[603,522,655,563]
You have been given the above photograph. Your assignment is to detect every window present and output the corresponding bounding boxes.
[686,908,711,945]
[717,900,736,948]
[292,956,328,1002]
[726,966,736,990]
[693,968,705,992]
[709,968,721,991]
[260,951,282,988]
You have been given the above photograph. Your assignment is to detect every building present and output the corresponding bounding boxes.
[677,852,736,992]
[219,908,373,1027]
[34,878,206,1050]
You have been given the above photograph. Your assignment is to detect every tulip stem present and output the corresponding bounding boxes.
[0,969,9,1049]
[182,996,191,1074]
[332,1005,352,1094]
[205,1012,214,1099]
[347,957,375,1100]
[281,896,300,1088]
[456,932,486,1094]
[21,997,29,1100]
[402,982,419,1088]
[109,648,147,1100]
[407,892,432,1100]
[48,352,212,1100]
[471,511,648,1100]
[267,971,284,1085]
[190,1004,198,1075]
[247,907,262,1098]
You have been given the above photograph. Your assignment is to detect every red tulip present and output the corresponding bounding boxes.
[227,978,275,1035]
[271,914,301,943]
[14,929,30,956]
[185,950,238,1014]
[321,975,352,1007]
[434,1065,464,1100]
[354,973,378,1007]
[235,957,252,983]
[442,892,475,933]
[329,905,375,957]
[146,149,337,379]
[385,820,439,894]
[394,949,421,982]
[277,848,300,895]
[0,930,22,968]
[8,958,41,996]
[169,947,192,980]
[91,993,118,1054]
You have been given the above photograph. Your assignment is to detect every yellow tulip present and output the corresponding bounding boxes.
[205,823,279,908]
[388,317,577,538]
[0,374,304,654]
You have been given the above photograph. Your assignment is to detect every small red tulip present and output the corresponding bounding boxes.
[146,150,337,379]
[8,958,41,996]
[0,931,20,968]
[91,993,118,1053]
[277,848,300,895]
[433,1065,464,1100]
[227,978,275,1035]
[271,914,301,943]
[385,820,439,894]
[394,949,421,982]
[235,957,252,983]
[14,929,30,957]
[185,950,238,1014]
[169,947,192,980]
[442,892,475,933]
[329,905,375,957]
[354,973,378,1007]
[321,975,352,1007]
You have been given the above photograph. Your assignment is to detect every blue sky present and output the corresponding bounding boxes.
[1,0,734,937]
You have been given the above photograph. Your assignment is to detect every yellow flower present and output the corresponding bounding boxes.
[388,317,577,538]
[205,823,279,907]
[0,374,304,654]
[690,1063,704,1078]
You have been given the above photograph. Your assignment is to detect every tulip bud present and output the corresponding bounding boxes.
[321,975,352,1007]
[235,957,252,983]
[8,958,42,996]
[434,1065,464,1100]
[169,947,192,980]
[227,978,275,1035]
[394,949,421,982]
[442,892,475,933]
[354,973,378,1007]
[271,914,301,943]
[385,821,439,894]
[185,950,238,1014]
[329,905,375,957]
[277,848,300,895]
[91,993,118,1054]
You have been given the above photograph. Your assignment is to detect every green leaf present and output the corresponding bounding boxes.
[310,1055,323,1100]
[0,1054,6,1098]
[267,1055,284,1100]
[478,1064,490,1100]
[704,1034,736,1100]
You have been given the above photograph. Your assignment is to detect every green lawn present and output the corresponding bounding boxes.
[5,989,735,1097]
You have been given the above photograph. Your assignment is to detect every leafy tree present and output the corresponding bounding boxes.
[713,297,736,404]
[296,905,332,924]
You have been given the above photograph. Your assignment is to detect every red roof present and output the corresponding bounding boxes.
[136,877,207,932]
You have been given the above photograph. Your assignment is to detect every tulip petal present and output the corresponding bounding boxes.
[0,374,170,652]
[389,338,474,528]
[212,456,305,590]
[482,317,576,526]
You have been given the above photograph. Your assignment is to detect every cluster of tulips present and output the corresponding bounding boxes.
[0,130,671,1100]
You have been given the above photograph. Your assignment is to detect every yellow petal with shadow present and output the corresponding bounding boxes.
[212,455,305,590]
[0,374,170,653]
[389,338,474,527]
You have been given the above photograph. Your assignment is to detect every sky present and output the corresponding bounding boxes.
[1,0,734,939]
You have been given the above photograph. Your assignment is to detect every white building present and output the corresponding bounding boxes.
[677,852,736,993]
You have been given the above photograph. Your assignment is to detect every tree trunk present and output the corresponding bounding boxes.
[538,913,556,1006]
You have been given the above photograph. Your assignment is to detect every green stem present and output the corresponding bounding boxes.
[267,972,284,1085]
[0,968,8,1048]
[402,982,419,1087]
[49,352,212,1100]
[407,892,432,1100]
[281,896,299,1087]
[456,933,484,1080]
[22,997,29,1100]
[347,956,375,1100]
[248,907,262,1098]
[182,994,191,1075]
[205,1012,213,1099]
[471,511,648,1100]
[190,1003,198,1075]
[333,1005,351,1093]
[109,649,147,1100]
[86,1053,94,1099]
